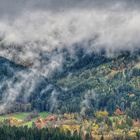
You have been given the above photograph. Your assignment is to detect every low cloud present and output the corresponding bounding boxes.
[0,8,140,59]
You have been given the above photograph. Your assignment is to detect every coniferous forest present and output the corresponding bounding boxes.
[0,126,81,140]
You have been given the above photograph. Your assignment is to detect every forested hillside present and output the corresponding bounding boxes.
[1,49,140,120]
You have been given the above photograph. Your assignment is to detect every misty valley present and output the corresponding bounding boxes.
[1,0,140,139]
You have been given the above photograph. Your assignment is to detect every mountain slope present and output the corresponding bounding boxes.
[0,50,140,119]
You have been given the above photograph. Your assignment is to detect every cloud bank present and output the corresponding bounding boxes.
[0,0,140,61]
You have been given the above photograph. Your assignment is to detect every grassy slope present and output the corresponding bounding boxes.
[0,112,49,127]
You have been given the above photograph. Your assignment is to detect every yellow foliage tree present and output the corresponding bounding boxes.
[95,111,109,118]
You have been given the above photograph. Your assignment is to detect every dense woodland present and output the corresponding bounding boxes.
[1,49,140,120]
[1,48,140,139]
[0,125,81,140]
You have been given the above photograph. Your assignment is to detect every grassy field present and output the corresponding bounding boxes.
[0,112,49,127]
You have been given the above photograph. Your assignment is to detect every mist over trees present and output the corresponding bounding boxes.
[0,49,140,121]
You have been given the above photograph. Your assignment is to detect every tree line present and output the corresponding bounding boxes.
[0,125,81,140]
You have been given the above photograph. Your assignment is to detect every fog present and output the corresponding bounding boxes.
[0,0,139,112]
